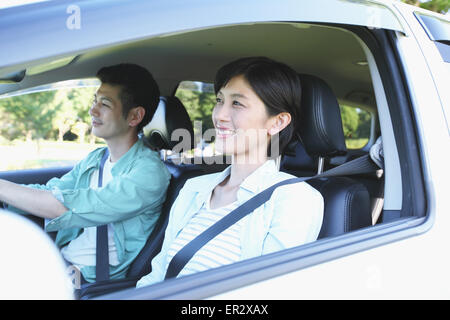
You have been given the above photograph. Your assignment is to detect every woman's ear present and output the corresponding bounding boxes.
[128,106,146,127]
[268,112,291,136]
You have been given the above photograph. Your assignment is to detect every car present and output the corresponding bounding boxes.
[0,0,449,301]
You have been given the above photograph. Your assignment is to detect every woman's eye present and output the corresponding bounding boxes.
[232,100,243,107]
[216,97,223,104]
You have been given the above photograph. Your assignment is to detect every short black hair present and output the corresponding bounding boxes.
[96,63,160,133]
[214,56,302,156]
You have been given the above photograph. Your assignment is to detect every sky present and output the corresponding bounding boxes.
[0,0,48,9]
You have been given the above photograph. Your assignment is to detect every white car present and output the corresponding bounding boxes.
[0,0,448,301]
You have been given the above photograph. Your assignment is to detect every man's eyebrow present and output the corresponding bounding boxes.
[95,92,115,104]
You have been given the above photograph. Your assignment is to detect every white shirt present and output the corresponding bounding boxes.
[166,193,241,277]
[61,155,120,267]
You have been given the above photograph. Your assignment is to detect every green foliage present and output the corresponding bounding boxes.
[401,0,450,14]
[0,85,97,143]
[339,105,372,149]
[0,90,59,141]
[175,84,216,135]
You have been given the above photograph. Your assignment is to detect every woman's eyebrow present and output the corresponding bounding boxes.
[218,90,248,100]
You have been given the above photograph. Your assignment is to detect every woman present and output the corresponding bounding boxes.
[136,57,323,287]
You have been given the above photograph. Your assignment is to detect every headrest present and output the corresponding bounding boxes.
[297,74,347,158]
[143,96,194,151]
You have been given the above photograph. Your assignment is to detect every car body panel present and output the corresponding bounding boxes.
[0,0,404,74]
[0,0,449,299]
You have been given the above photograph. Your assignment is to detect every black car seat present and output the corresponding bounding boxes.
[280,74,372,238]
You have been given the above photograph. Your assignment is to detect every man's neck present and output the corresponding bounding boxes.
[105,134,139,162]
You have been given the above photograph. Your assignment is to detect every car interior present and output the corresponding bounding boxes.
[1,21,410,299]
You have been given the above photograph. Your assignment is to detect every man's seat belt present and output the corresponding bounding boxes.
[96,149,110,282]
[165,154,379,279]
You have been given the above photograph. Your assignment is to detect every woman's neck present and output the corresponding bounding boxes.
[226,155,268,188]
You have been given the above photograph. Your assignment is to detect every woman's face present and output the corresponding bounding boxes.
[212,75,276,164]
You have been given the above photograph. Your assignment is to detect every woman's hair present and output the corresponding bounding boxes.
[214,56,302,156]
[96,63,160,133]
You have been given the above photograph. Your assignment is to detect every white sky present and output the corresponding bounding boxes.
[0,0,49,9]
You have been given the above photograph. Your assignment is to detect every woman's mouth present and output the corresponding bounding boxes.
[216,127,236,139]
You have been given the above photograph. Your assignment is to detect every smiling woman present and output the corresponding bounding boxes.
[136,56,324,287]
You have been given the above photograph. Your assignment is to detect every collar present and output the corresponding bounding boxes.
[85,138,143,173]
[192,159,279,207]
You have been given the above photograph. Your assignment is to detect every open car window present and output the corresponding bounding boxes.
[0,79,102,171]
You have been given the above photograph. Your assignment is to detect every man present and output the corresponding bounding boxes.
[0,63,171,283]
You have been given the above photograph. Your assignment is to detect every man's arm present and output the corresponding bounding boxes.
[0,179,68,219]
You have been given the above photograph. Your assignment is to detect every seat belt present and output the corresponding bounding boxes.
[165,154,379,279]
[96,148,110,282]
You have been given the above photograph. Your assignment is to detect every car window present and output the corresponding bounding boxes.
[339,105,372,149]
[0,79,103,171]
[175,81,217,158]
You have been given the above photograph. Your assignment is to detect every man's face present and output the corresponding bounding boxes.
[89,83,130,142]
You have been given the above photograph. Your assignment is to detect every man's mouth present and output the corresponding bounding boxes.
[91,118,103,127]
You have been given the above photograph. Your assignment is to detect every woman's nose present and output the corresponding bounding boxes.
[213,103,231,122]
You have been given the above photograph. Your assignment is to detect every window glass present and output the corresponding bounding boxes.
[0,79,104,171]
[415,13,450,62]
[175,81,217,158]
[339,105,372,149]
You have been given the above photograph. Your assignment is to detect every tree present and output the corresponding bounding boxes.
[175,85,216,138]
[339,105,359,139]
[53,86,97,143]
[401,0,450,14]
[0,91,59,141]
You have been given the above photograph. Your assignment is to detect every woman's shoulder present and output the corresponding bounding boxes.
[271,170,323,200]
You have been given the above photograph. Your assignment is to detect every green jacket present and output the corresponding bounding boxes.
[15,139,171,282]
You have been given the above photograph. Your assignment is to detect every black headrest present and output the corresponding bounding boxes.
[297,74,347,158]
[143,96,194,151]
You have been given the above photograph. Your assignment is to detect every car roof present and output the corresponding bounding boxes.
[0,0,409,111]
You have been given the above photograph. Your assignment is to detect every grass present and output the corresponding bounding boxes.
[345,138,369,149]
[0,140,105,171]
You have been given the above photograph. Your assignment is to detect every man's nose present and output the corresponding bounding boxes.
[89,101,99,116]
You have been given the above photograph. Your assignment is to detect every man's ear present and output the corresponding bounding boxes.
[268,112,291,136]
[128,106,146,127]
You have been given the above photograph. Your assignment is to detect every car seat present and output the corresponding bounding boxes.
[280,74,372,238]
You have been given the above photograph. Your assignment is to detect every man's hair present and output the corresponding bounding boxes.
[214,56,302,156]
[96,63,160,133]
